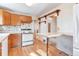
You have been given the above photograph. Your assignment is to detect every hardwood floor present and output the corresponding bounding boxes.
[8,45,68,56]
[33,34,69,56]
[9,45,39,56]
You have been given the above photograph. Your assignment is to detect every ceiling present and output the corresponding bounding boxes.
[0,3,61,16]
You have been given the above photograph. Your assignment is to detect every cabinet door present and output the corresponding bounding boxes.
[8,34,22,49]
[0,43,2,56]
[19,15,26,24]
[26,16,32,23]
[3,11,11,25]
[11,14,20,25]
[19,15,32,23]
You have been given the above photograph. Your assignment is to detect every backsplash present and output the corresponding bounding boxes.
[0,23,34,33]
[21,23,34,33]
[0,25,21,33]
[21,24,31,29]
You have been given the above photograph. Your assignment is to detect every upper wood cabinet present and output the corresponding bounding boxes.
[3,10,11,25]
[26,16,32,23]
[18,15,26,23]
[0,9,3,25]
[0,9,11,25]
[0,9,32,25]
[11,14,32,25]
[11,14,20,25]
[20,15,32,24]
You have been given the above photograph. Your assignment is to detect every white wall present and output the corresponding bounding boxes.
[31,16,36,32]
[56,4,74,34]
[40,4,74,34]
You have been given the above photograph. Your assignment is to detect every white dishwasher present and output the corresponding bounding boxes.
[22,33,33,46]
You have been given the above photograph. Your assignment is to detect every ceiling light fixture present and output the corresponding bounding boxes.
[25,0,38,6]
[26,3,33,6]
[25,0,35,6]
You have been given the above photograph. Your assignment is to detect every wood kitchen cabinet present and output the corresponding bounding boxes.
[11,14,21,25]
[18,15,26,24]
[20,15,32,23]
[0,9,11,25]
[11,15,32,25]
[3,10,11,25]
[26,16,32,23]
[8,34,22,50]
[0,9,3,25]
[0,9,32,25]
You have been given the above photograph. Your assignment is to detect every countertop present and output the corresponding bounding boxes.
[37,32,73,38]
[37,33,62,38]
[0,33,10,42]
[0,30,33,34]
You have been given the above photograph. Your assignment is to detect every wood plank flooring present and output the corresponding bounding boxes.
[8,45,68,56]
[9,45,39,56]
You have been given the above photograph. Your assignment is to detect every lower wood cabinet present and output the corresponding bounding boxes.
[0,43,2,56]
[8,34,22,50]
